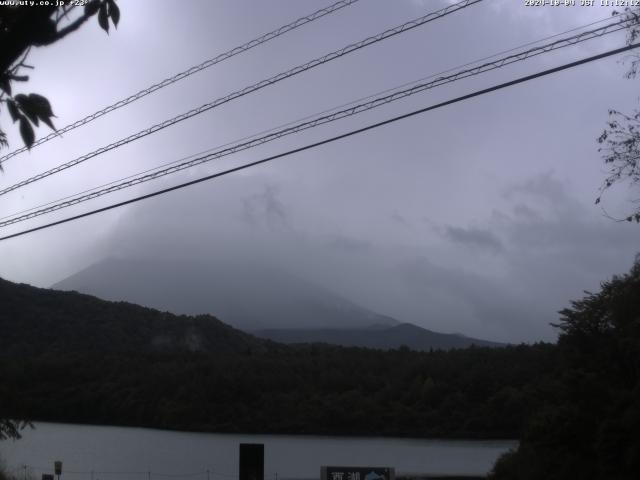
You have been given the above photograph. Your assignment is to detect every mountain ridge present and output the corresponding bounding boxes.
[51,257,504,349]
[0,276,271,356]
[254,322,503,351]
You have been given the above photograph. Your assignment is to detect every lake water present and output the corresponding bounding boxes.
[0,423,516,479]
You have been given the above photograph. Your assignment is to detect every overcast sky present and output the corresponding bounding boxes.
[1,0,639,343]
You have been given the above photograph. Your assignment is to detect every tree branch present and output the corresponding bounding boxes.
[44,11,93,45]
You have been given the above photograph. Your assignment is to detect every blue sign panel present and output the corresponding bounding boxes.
[322,466,395,480]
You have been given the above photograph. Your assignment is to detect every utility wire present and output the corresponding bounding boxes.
[0,0,360,166]
[0,17,631,228]
[0,0,482,197]
[0,12,622,223]
[1,42,638,243]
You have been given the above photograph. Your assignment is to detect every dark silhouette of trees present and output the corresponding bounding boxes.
[490,255,640,480]
[0,419,30,441]
[0,0,119,152]
[0,276,557,439]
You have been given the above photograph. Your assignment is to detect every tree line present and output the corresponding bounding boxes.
[0,341,556,439]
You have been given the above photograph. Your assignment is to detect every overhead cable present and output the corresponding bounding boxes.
[0,17,631,228]
[0,0,483,197]
[0,0,361,166]
[1,41,638,242]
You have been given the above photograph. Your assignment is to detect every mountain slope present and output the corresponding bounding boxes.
[255,323,503,351]
[52,258,399,331]
[0,276,549,440]
[0,277,270,357]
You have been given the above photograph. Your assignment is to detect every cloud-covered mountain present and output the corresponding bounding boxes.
[52,257,400,331]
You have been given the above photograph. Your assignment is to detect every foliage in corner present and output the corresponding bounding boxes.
[0,419,30,441]
[489,255,640,480]
[0,0,119,152]
[596,7,640,222]
[0,0,119,443]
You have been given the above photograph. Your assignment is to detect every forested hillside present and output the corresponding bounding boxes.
[0,345,555,438]
[0,277,554,439]
[490,257,640,479]
[0,278,270,356]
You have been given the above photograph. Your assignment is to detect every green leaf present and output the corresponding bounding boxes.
[8,74,29,82]
[98,3,110,33]
[15,94,39,126]
[14,93,56,130]
[85,0,101,16]
[0,75,11,96]
[31,18,57,46]
[27,93,55,118]
[0,131,5,169]
[107,0,120,28]
[6,100,20,123]
[40,115,56,131]
[19,117,35,149]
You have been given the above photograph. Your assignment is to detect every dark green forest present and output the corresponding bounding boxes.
[0,345,557,439]
[489,256,640,480]
[0,277,555,439]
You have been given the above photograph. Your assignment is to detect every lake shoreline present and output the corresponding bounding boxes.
[16,419,519,443]
[1,423,513,479]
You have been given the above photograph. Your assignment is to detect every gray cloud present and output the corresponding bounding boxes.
[391,211,411,228]
[325,235,372,253]
[395,256,548,341]
[241,184,289,229]
[443,225,504,253]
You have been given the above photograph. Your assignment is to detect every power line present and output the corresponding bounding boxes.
[0,0,361,166]
[0,17,631,228]
[0,0,482,197]
[1,42,637,243]
[0,12,621,223]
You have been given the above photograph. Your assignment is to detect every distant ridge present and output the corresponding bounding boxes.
[255,322,503,351]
